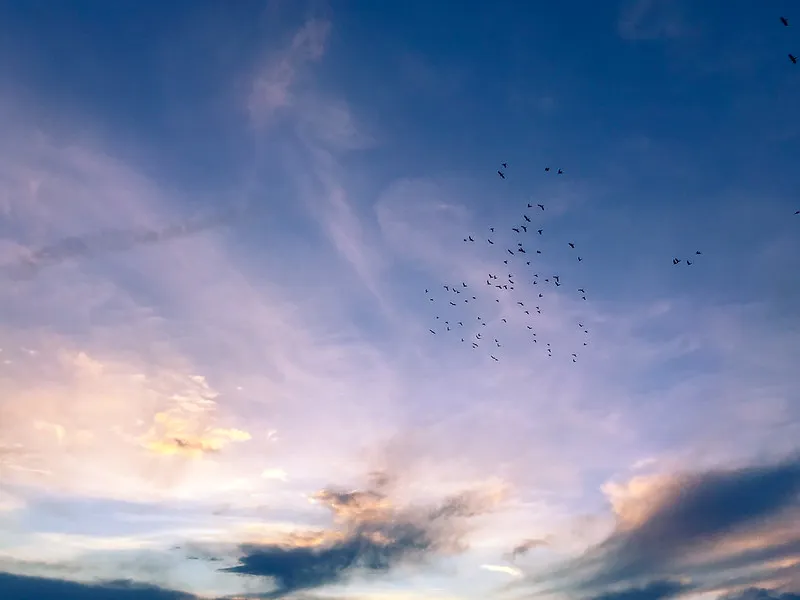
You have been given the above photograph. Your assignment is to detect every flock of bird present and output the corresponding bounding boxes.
[425,163,592,364]
[423,17,799,364]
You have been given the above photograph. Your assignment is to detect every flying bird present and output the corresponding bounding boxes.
[491,355,499,362]
[796,210,800,214]
[429,329,436,334]
[696,250,702,254]
[537,229,542,235]
[537,204,545,210]
[578,288,585,293]
[577,256,582,261]
[488,239,494,244]
[490,227,495,232]
[544,167,550,172]
[513,228,520,233]
[498,170,506,179]
[791,54,798,64]
[781,17,789,26]
[468,236,474,242]
[508,249,515,255]
[521,225,527,232]
[687,260,693,265]
[523,215,531,222]
[557,168,563,174]
[568,242,575,249]
[502,162,508,168]
[673,258,681,265]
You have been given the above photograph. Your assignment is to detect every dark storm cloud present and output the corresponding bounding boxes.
[519,454,800,599]
[0,572,196,600]
[223,483,501,598]
[1,203,245,280]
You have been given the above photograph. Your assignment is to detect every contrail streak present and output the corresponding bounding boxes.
[1,203,246,280]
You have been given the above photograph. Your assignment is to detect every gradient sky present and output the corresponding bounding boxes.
[1,1,799,599]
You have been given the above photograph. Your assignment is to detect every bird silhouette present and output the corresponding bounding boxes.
[488,239,494,244]
[507,249,514,255]
[537,229,543,235]
[523,215,531,222]
[512,227,520,233]
[781,16,789,26]
[687,260,693,265]
[518,248,526,253]
[468,236,474,242]
[568,242,575,249]
[578,288,585,293]
[673,258,681,265]
[790,54,798,64]
[491,355,499,362]
[578,256,583,261]
[498,170,506,179]
[696,251,702,255]
[429,329,436,334]
[490,227,495,232]
[795,210,800,215]
[521,225,527,232]
[537,204,545,210]
[544,167,550,172]
[557,169,563,175]
[502,162,508,168]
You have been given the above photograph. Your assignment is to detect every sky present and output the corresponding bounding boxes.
[0,1,799,599]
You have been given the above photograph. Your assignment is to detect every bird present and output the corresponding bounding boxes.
[557,168,563,175]
[513,227,520,233]
[544,167,550,172]
[687,260,693,265]
[528,203,533,208]
[507,249,514,255]
[490,227,495,232]
[796,210,800,215]
[517,301,524,306]
[791,54,798,64]
[502,162,508,168]
[537,204,545,210]
[577,256,582,262]
[521,225,527,232]
[462,282,467,287]
[502,318,507,323]
[568,242,575,249]
[444,285,449,291]
[450,301,457,306]
[696,250,702,255]
[578,288,586,293]
[523,215,531,222]
[488,239,494,244]
[498,170,506,179]
[468,236,474,242]
[673,258,681,265]
[537,229,543,235]
[429,329,436,334]
[536,250,542,254]
[526,261,531,265]
[781,17,789,26]
[491,355,499,362]
[518,248,526,253]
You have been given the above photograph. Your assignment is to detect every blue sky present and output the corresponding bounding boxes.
[0,1,799,599]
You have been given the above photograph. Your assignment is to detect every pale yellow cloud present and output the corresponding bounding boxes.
[480,564,523,577]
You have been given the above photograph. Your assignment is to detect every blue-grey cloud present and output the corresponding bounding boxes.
[587,579,691,600]
[0,571,196,600]
[223,484,500,598]
[524,454,800,598]
[719,588,800,600]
